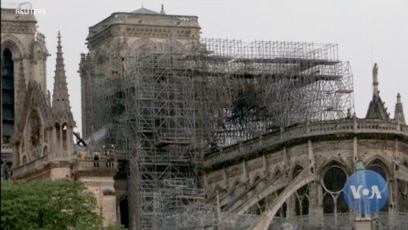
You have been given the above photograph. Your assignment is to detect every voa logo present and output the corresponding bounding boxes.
[343,170,388,214]
[350,185,382,199]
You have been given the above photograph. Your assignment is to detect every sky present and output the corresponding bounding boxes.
[4,0,407,134]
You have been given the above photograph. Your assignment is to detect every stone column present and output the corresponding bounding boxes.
[286,193,296,218]
[102,186,117,226]
[59,126,63,157]
[51,127,57,158]
[242,160,248,182]
[388,174,398,228]
[12,143,19,169]
[66,126,73,158]
[308,182,324,227]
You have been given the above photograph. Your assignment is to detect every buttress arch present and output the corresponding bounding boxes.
[249,170,316,230]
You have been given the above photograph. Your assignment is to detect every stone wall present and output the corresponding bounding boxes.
[203,123,408,226]
[77,176,117,226]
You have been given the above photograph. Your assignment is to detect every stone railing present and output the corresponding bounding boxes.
[1,143,12,152]
[13,155,118,177]
[205,119,408,168]
[73,156,117,172]
[13,155,49,178]
[89,13,199,35]
[111,13,198,25]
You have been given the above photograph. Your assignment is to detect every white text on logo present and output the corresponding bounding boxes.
[350,185,382,199]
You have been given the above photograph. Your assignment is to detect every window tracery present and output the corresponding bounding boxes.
[321,163,348,220]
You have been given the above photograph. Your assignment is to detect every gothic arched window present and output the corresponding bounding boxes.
[2,49,15,144]
[321,162,349,228]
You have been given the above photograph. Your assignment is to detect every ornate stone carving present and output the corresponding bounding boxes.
[1,22,36,34]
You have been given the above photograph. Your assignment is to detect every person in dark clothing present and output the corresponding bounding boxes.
[93,152,100,167]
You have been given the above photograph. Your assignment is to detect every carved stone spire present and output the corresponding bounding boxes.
[52,31,75,125]
[160,4,165,14]
[366,63,389,120]
[372,63,379,97]
[394,93,406,124]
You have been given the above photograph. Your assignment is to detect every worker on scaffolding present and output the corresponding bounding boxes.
[93,151,100,167]
[104,145,115,168]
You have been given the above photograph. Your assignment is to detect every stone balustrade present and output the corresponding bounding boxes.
[13,155,49,178]
[204,119,408,169]
[89,13,199,36]
[13,155,117,177]
[1,143,12,152]
[73,156,117,172]
[1,143,10,148]
[110,13,198,25]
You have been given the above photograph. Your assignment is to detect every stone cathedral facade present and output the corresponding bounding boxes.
[2,5,408,230]
[1,8,50,179]
[1,8,117,226]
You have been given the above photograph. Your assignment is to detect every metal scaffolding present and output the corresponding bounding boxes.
[80,38,354,229]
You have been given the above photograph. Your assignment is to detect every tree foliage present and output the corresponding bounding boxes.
[1,179,112,230]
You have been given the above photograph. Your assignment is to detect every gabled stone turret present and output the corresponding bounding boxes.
[394,93,406,124]
[366,63,390,120]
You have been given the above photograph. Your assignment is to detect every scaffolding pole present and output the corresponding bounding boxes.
[80,38,354,229]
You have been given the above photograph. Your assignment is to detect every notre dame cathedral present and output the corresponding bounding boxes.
[2,5,407,230]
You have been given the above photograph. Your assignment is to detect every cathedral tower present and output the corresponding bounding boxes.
[1,6,75,181]
[1,8,49,179]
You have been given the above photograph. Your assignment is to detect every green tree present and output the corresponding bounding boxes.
[1,179,122,230]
